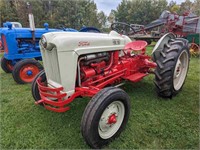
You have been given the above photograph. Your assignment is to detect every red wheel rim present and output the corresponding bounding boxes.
[19,64,40,83]
[6,61,14,71]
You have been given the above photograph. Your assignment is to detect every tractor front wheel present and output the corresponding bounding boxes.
[81,87,130,148]
[31,70,46,103]
[154,38,190,98]
[1,56,14,73]
[12,59,43,84]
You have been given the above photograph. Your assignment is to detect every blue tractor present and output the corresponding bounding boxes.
[0,22,100,84]
[0,2,100,84]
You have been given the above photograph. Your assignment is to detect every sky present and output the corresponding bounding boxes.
[94,0,194,16]
[94,0,122,15]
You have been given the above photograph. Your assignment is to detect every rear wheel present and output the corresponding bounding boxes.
[81,87,130,148]
[31,70,46,103]
[12,59,43,84]
[154,38,190,98]
[1,56,14,73]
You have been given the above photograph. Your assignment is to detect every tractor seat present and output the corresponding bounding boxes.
[124,40,147,51]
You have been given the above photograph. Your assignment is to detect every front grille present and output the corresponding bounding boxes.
[41,47,61,85]
[1,35,8,53]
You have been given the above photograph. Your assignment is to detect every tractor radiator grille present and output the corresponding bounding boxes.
[42,48,61,85]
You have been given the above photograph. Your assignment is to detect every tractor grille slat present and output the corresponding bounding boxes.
[42,48,61,85]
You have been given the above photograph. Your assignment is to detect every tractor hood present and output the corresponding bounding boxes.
[41,31,132,55]
[0,27,76,39]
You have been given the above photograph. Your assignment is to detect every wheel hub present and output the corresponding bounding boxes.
[175,61,182,78]
[27,70,33,76]
[19,64,40,83]
[173,50,189,91]
[108,114,117,124]
[99,106,118,131]
[98,101,125,139]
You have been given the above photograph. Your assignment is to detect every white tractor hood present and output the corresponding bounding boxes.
[42,31,132,55]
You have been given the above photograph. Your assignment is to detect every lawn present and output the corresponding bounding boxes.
[0,48,199,149]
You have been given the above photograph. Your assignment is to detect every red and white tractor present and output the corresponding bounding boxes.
[31,24,190,148]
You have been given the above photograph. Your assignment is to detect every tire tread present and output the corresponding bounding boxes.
[154,38,190,98]
[81,87,130,148]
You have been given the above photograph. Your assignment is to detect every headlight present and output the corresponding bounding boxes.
[41,36,47,48]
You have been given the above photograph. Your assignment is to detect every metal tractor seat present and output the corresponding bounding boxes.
[124,40,148,55]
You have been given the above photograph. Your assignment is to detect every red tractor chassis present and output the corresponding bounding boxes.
[35,41,157,112]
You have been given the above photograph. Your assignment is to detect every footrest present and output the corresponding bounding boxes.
[123,73,147,82]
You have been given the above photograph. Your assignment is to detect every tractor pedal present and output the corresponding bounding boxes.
[123,73,147,82]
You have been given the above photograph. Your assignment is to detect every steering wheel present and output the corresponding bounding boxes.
[79,27,101,33]
[111,22,136,35]
[56,24,66,30]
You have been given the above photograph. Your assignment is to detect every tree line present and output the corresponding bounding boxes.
[110,0,200,25]
[0,0,107,30]
[0,0,199,30]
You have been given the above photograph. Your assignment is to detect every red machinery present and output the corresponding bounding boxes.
[112,10,200,53]
[131,10,200,37]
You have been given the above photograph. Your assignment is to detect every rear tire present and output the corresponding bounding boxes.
[154,38,190,98]
[12,59,43,84]
[81,87,130,148]
[1,56,14,73]
[31,70,46,102]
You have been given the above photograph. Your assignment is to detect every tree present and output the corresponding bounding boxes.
[179,0,193,15]
[193,0,200,15]
[168,0,180,13]
[114,0,168,25]
[0,0,105,29]
[97,11,107,28]
[0,0,19,25]
[108,10,116,23]
[80,0,100,28]
[114,0,130,23]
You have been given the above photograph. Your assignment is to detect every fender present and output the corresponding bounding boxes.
[152,32,175,61]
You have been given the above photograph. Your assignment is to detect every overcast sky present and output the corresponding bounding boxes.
[94,0,194,15]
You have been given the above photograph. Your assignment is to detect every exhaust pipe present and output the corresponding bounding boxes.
[27,2,35,44]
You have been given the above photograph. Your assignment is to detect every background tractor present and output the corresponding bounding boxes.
[0,3,101,84]
[31,23,190,148]
[0,21,77,84]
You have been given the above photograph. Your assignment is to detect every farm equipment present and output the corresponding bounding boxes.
[186,33,200,57]
[31,24,190,148]
[111,10,200,50]
[151,10,200,56]
[0,21,22,51]
[0,23,100,84]
[0,22,77,84]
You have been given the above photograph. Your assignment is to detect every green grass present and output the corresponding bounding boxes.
[0,50,199,149]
